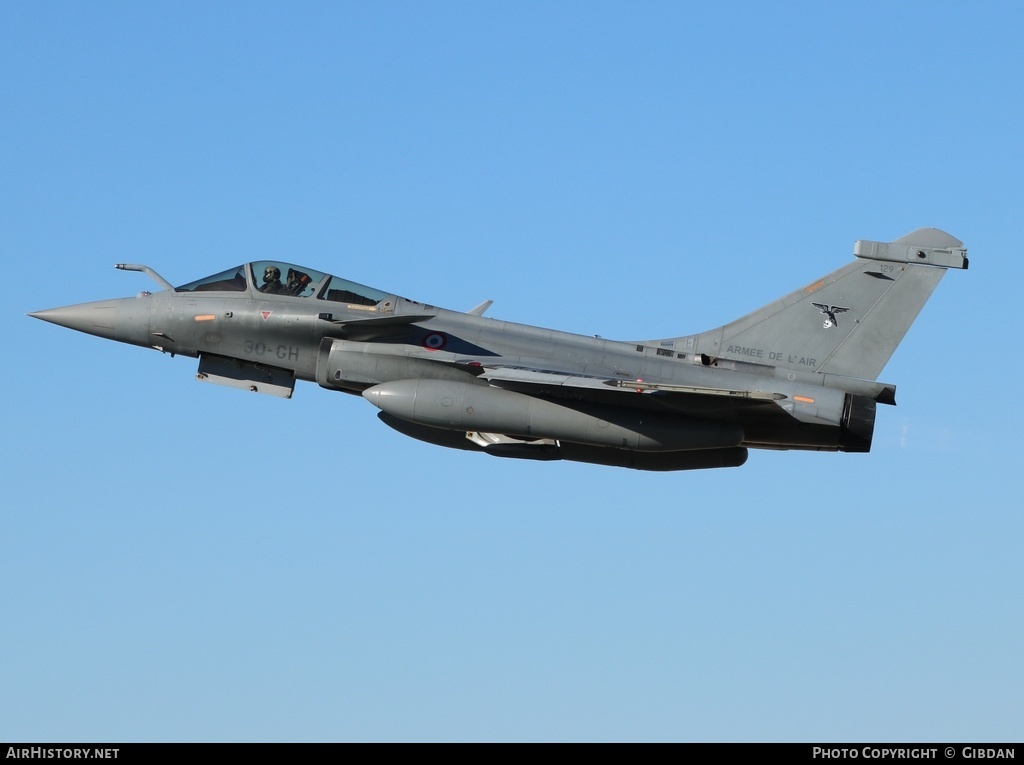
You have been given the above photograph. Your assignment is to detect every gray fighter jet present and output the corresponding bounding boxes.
[29,228,968,471]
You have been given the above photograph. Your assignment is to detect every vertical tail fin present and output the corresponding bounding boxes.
[672,229,968,381]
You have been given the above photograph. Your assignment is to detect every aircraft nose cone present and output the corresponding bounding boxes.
[30,296,156,348]
[29,301,119,336]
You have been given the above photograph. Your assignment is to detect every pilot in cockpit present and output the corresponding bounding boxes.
[285,268,312,296]
[259,266,283,293]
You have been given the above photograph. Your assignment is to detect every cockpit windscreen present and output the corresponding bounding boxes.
[176,261,392,308]
[176,266,248,293]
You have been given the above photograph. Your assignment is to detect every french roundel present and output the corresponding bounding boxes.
[422,332,448,351]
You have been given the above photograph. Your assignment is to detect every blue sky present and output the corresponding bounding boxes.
[2,1,1022,742]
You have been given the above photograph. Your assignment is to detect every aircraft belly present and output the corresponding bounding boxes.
[363,379,744,452]
[375,412,749,471]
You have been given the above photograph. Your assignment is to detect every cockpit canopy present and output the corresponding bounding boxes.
[176,261,392,307]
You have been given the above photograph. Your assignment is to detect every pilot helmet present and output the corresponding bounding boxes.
[264,266,281,282]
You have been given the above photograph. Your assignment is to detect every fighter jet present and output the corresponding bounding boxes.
[29,228,968,471]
